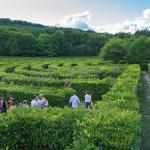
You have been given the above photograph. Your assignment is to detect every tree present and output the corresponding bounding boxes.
[50,30,72,56]
[11,32,38,56]
[37,33,56,56]
[127,36,150,63]
[74,44,93,56]
[0,18,113,57]
[101,38,128,63]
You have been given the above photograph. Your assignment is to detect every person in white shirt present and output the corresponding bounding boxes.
[69,92,80,108]
[85,91,92,109]
[31,95,38,107]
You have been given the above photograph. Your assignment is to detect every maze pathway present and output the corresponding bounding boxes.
[139,72,150,150]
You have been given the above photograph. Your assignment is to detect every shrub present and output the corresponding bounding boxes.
[41,64,49,69]
[101,38,128,63]
[127,36,150,63]
[96,65,140,110]
[71,63,78,67]
[58,63,64,67]
[0,108,87,150]
[70,109,141,150]
[24,65,32,70]
[0,83,73,107]
[71,65,141,150]
[5,66,16,73]
[71,78,114,101]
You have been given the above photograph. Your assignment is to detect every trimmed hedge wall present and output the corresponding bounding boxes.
[96,65,140,111]
[0,108,141,150]
[71,78,115,101]
[0,73,114,101]
[0,83,73,107]
[0,108,87,150]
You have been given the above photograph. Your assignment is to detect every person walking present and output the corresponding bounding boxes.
[85,91,92,109]
[69,92,80,109]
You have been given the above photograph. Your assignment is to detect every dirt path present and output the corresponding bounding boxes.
[139,72,150,150]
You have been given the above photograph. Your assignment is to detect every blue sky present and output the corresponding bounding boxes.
[0,0,150,33]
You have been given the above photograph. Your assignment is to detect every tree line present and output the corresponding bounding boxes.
[101,30,150,64]
[0,18,108,56]
[1,18,150,64]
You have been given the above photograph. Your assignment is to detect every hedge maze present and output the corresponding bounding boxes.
[0,57,141,150]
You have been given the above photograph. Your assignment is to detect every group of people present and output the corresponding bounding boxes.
[31,94,49,109]
[0,94,49,113]
[69,91,92,109]
[0,96,16,113]
[0,91,92,113]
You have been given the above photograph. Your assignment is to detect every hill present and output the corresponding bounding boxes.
[0,18,109,56]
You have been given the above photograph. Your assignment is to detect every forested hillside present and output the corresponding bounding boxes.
[0,18,109,56]
[1,18,150,64]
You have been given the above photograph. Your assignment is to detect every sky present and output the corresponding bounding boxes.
[0,0,150,33]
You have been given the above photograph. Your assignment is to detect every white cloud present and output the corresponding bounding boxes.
[55,11,94,31]
[55,9,150,34]
[95,9,150,33]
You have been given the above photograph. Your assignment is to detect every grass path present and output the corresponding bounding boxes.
[139,72,150,150]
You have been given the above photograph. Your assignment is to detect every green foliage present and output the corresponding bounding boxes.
[127,36,150,63]
[101,34,150,64]
[0,82,73,107]
[101,38,128,63]
[0,108,88,150]
[73,65,141,150]
[0,57,141,150]
[96,65,140,111]
[71,78,114,101]
[0,57,123,106]
[0,19,108,56]
[70,109,141,150]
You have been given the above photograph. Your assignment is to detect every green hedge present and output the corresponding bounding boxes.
[0,83,73,107]
[15,67,52,78]
[71,78,115,101]
[1,73,65,88]
[96,65,140,111]
[1,74,115,101]
[0,107,141,150]
[70,109,141,150]
[0,64,141,150]
[69,65,141,150]
[0,108,87,150]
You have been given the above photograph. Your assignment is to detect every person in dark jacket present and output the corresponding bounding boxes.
[0,97,7,113]
[0,97,4,113]
[3,100,7,113]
